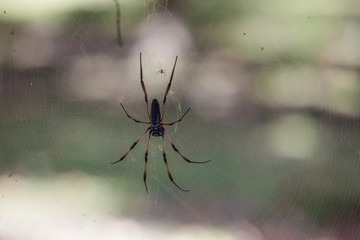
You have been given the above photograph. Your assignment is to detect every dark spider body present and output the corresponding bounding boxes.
[112,53,210,193]
[150,99,162,136]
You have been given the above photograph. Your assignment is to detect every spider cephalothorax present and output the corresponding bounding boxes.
[111,53,211,193]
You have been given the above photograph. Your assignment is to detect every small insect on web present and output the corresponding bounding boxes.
[111,53,211,193]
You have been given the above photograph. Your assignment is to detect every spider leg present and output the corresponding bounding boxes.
[161,56,178,121]
[161,134,189,192]
[114,0,123,46]
[120,103,150,124]
[163,128,211,164]
[161,107,190,126]
[143,132,151,194]
[140,53,150,119]
[111,127,150,164]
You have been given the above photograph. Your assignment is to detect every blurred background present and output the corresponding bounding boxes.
[1,0,360,239]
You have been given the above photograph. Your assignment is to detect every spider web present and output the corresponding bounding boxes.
[1,0,360,239]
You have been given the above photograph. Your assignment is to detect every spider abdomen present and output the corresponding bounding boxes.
[150,99,161,126]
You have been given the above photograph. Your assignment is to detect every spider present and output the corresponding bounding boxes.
[158,69,165,74]
[111,53,211,193]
